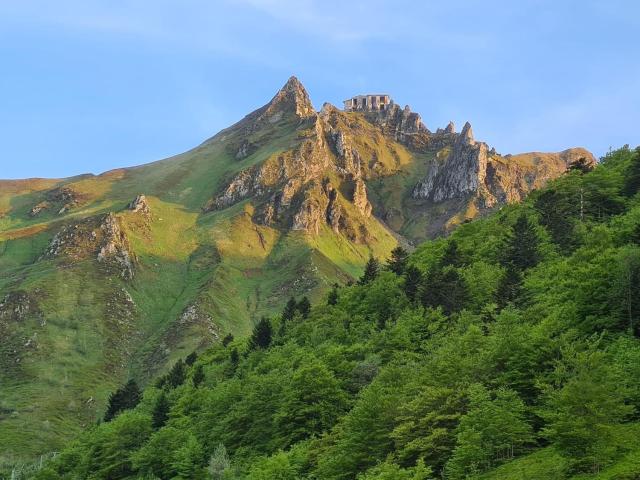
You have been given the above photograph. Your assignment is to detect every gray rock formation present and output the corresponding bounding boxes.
[412,120,597,209]
[43,213,135,279]
[128,194,150,215]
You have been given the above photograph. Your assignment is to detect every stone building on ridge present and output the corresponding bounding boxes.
[343,94,392,112]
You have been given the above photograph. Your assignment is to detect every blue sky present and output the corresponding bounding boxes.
[1,0,638,179]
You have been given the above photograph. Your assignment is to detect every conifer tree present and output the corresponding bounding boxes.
[282,297,298,322]
[226,347,240,378]
[248,317,272,350]
[152,391,170,429]
[185,351,197,366]
[208,444,230,480]
[495,264,522,310]
[167,359,186,388]
[192,364,205,387]
[502,214,540,270]
[327,284,339,306]
[534,189,577,253]
[359,255,380,285]
[420,268,468,315]
[623,147,640,197]
[221,333,234,347]
[297,296,311,319]
[403,265,422,302]
[441,239,464,268]
[387,246,409,275]
[103,379,141,422]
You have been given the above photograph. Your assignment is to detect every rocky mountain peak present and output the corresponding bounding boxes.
[459,121,475,145]
[445,121,455,134]
[265,75,315,119]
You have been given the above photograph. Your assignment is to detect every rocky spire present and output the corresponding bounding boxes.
[264,76,315,118]
[458,121,475,145]
[445,121,455,134]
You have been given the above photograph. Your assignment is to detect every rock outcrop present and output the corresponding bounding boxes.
[0,291,41,324]
[43,213,135,279]
[204,77,597,241]
[128,194,150,215]
[29,186,84,217]
[412,121,597,209]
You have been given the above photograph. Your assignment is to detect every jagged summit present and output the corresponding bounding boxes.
[264,75,315,118]
[209,76,315,143]
[458,121,475,145]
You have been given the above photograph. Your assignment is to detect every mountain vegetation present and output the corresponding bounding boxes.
[0,76,594,464]
[13,145,640,479]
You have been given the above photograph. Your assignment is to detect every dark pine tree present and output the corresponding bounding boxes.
[495,264,523,310]
[222,333,234,347]
[167,359,186,388]
[282,297,298,322]
[103,379,141,422]
[226,347,240,378]
[185,351,198,366]
[403,265,422,302]
[623,148,640,197]
[534,189,577,254]
[192,364,205,387]
[248,317,273,350]
[279,297,298,337]
[327,284,339,306]
[503,214,540,270]
[420,268,468,315]
[359,255,380,285]
[152,391,170,429]
[297,296,311,319]
[387,246,409,275]
[630,223,640,245]
[441,239,464,268]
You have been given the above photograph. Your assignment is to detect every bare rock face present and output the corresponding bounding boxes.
[413,122,487,202]
[0,291,41,324]
[128,194,150,215]
[365,103,429,145]
[353,178,372,218]
[445,121,455,134]
[292,183,330,235]
[97,214,135,279]
[205,78,597,241]
[43,213,135,279]
[266,75,316,119]
[28,186,84,217]
[413,120,597,209]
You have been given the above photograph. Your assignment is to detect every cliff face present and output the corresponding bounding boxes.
[205,78,595,242]
[411,121,596,210]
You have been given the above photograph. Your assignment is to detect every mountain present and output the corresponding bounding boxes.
[13,145,640,480]
[0,76,595,463]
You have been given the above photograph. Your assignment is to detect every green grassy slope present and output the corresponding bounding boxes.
[19,145,640,480]
[0,105,405,466]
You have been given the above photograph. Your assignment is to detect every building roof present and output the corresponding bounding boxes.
[343,94,390,102]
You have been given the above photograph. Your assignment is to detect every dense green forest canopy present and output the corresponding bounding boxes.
[17,146,640,479]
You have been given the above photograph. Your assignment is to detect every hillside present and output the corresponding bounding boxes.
[15,145,640,480]
[0,77,595,465]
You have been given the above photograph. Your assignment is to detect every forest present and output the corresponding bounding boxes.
[28,145,640,479]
